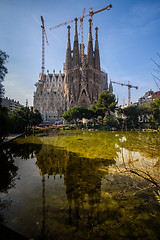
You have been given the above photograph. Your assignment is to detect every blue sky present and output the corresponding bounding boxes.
[0,0,160,106]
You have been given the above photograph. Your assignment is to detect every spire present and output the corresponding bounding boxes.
[65,25,72,70]
[74,18,78,42]
[73,18,79,66]
[87,19,94,66]
[94,27,100,71]
[109,79,113,93]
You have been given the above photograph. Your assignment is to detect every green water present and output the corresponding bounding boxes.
[0,130,160,240]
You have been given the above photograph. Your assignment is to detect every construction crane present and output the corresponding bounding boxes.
[49,4,112,61]
[41,16,49,77]
[88,4,112,22]
[111,80,138,105]
[49,4,112,30]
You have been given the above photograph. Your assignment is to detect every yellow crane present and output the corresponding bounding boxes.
[111,80,138,105]
[49,4,112,62]
[41,16,49,77]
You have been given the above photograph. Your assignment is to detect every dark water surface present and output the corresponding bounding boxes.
[0,130,160,240]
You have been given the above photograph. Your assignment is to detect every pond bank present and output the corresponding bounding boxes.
[34,125,160,134]
[2,133,25,145]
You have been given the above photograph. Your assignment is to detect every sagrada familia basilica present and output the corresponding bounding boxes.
[33,19,113,121]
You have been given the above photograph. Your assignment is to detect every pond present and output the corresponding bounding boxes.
[0,130,160,240]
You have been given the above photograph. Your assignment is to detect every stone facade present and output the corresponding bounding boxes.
[33,70,65,121]
[64,19,102,110]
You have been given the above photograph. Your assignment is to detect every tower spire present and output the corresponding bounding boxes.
[87,19,94,66]
[74,18,78,41]
[109,79,113,93]
[65,25,72,70]
[94,27,100,71]
[73,18,79,66]
[95,26,98,41]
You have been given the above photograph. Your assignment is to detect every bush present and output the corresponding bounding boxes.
[0,107,11,142]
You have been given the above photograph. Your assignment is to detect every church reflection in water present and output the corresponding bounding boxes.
[34,142,116,234]
[1,132,160,240]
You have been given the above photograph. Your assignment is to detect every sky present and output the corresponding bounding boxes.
[0,0,160,107]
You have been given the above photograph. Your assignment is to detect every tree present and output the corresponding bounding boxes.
[150,97,160,127]
[154,96,160,109]
[0,106,11,143]
[63,92,117,126]
[123,105,140,119]
[9,107,43,133]
[63,106,94,124]
[122,105,140,129]
[0,50,9,104]
[96,90,117,118]
[83,108,95,119]
[154,97,160,120]
[29,108,43,126]
[0,50,10,142]
[137,98,160,129]
[118,97,160,130]
[63,106,84,123]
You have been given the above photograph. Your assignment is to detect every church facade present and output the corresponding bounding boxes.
[33,70,65,121]
[64,19,102,111]
[33,19,113,120]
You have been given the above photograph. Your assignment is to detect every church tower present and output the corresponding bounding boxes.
[64,25,72,110]
[64,19,102,110]
[72,18,81,103]
[94,27,100,71]
[93,27,102,101]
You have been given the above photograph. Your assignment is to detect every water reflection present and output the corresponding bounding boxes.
[35,143,116,237]
[122,131,160,158]
[9,141,42,160]
[117,132,160,192]
[0,146,18,193]
[0,146,18,225]
[0,131,160,240]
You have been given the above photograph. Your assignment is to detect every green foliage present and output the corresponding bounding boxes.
[152,97,160,122]
[122,105,140,129]
[118,98,160,130]
[96,90,117,118]
[63,106,94,123]
[63,91,117,126]
[123,105,139,119]
[63,94,159,130]
[138,99,160,129]
[0,106,11,142]
[0,146,18,192]
[0,50,9,103]
[103,115,121,130]
[154,96,160,109]
[9,107,42,133]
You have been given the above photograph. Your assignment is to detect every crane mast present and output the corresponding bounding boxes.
[111,81,138,105]
[41,16,49,78]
